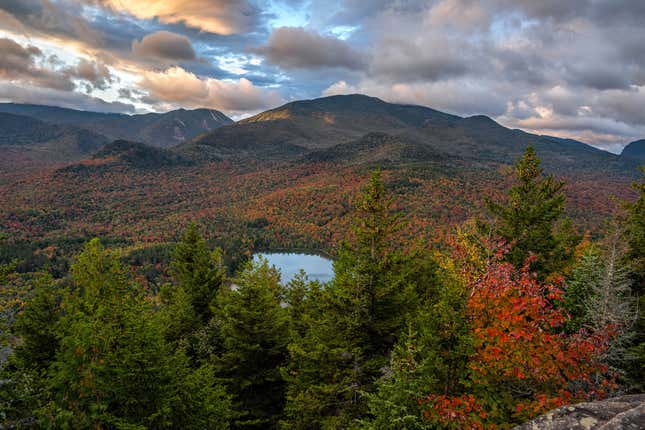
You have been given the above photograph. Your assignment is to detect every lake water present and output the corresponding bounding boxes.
[253,252,334,284]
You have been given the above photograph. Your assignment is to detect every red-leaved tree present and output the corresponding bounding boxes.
[422,259,617,428]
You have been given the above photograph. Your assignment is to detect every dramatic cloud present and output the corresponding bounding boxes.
[253,27,365,70]
[0,0,643,148]
[0,82,134,113]
[0,37,74,90]
[369,37,474,83]
[68,58,115,91]
[88,0,258,35]
[139,66,283,114]
[132,31,197,61]
[324,77,509,118]
[0,0,102,45]
[0,37,117,94]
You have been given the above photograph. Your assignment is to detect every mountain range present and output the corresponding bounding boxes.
[179,95,640,176]
[1,94,641,175]
[0,94,643,252]
[0,103,232,151]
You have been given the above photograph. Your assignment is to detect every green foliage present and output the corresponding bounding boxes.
[362,326,433,430]
[158,282,199,346]
[625,166,645,285]
[333,170,408,363]
[11,275,62,372]
[282,171,416,428]
[563,232,636,380]
[1,273,61,427]
[2,162,642,429]
[171,223,226,324]
[3,239,232,429]
[215,258,288,429]
[623,166,645,391]
[563,247,603,333]
[487,146,579,278]
[364,266,472,429]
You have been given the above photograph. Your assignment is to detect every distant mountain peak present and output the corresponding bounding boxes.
[621,139,645,161]
[0,103,233,149]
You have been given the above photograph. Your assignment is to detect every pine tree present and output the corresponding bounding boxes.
[623,166,645,391]
[38,239,232,429]
[1,275,61,428]
[334,170,408,366]
[362,325,433,430]
[11,274,62,372]
[562,247,603,333]
[171,223,226,324]
[487,146,579,278]
[564,231,637,371]
[282,171,412,428]
[364,268,472,429]
[215,258,288,429]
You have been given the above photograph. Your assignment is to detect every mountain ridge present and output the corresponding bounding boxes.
[0,112,108,164]
[177,94,637,176]
[621,139,645,161]
[0,103,233,149]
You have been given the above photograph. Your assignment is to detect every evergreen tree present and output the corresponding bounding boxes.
[562,246,602,333]
[282,171,412,428]
[563,232,636,369]
[215,258,288,429]
[38,239,232,429]
[362,326,433,430]
[284,271,317,341]
[623,166,645,391]
[625,166,645,288]
[1,274,60,428]
[487,146,579,278]
[364,268,472,429]
[171,223,226,324]
[11,274,62,372]
[333,170,408,368]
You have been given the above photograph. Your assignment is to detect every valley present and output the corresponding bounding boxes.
[0,95,640,275]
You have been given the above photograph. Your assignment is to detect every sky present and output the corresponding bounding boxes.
[0,1,644,153]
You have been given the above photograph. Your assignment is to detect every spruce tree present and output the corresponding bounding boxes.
[282,171,411,428]
[1,274,61,427]
[171,223,226,324]
[364,269,472,429]
[215,258,288,429]
[38,239,232,429]
[623,166,645,391]
[487,146,578,278]
[563,231,636,372]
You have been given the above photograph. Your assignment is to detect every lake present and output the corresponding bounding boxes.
[253,252,334,284]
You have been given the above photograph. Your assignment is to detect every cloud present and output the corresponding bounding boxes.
[0,37,74,90]
[0,82,134,113]
[253,27,365,70]
[323,77,508,117]
[369,37,474,83]
[0,37,117,93]
[88,0,258,35]
[0,0,102,45]
[132,31,197,61]
[139,66,283,114]
[1,0,645,148]
[66,58,115,90]
[322,80,358,96]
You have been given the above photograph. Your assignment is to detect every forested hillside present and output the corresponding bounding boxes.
[1,148,643,429]
[0,103,232,149]
[0,95,640,277]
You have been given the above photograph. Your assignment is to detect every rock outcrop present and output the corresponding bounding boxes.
[513,394,645,429]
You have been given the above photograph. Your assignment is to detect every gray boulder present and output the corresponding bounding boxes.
[513,394,645,430]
